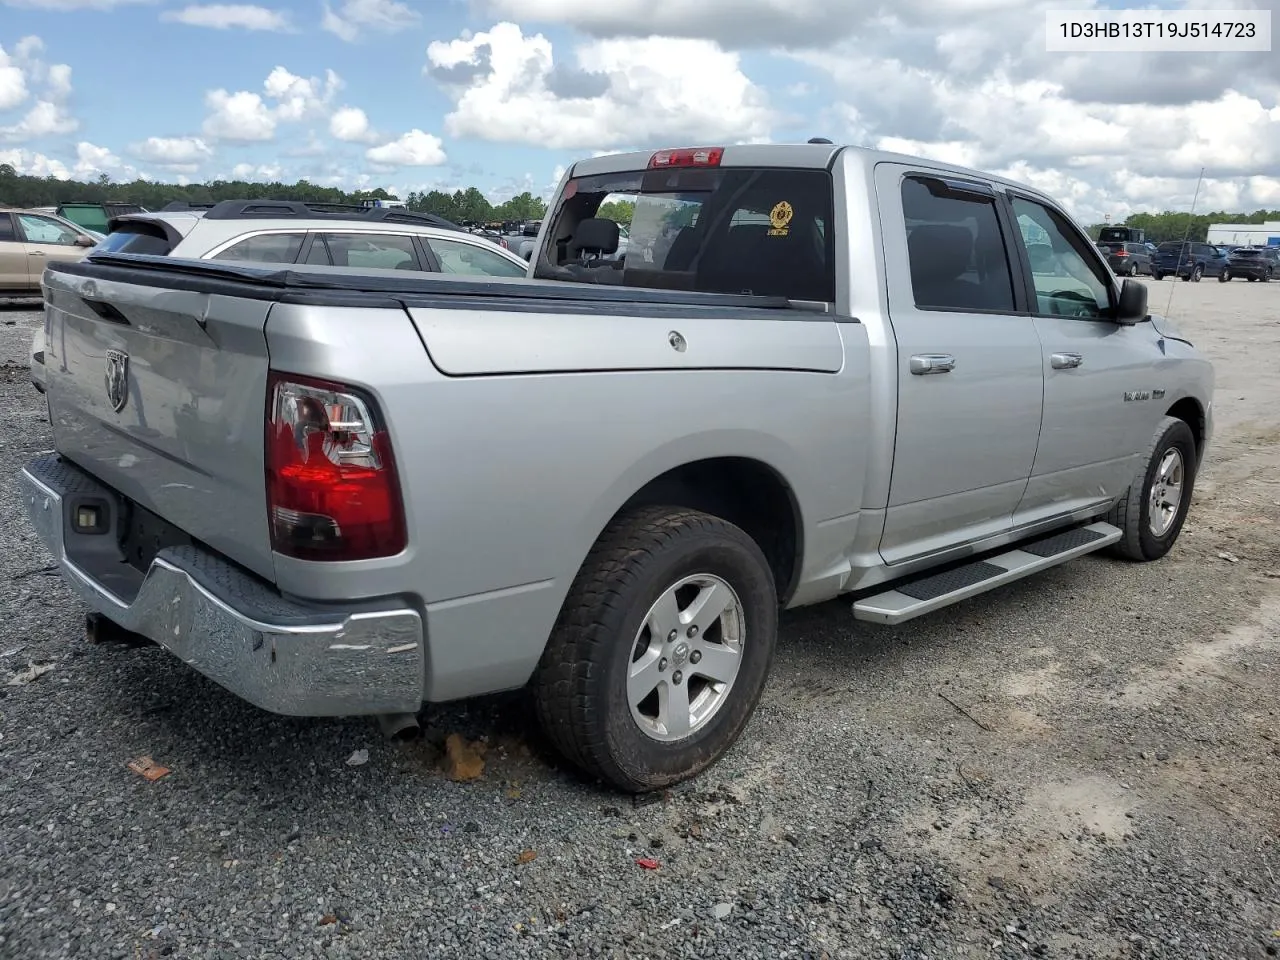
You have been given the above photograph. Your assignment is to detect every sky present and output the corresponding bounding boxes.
[0,0,1277,223]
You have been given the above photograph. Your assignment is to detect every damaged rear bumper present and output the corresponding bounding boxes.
[20,453,425,717]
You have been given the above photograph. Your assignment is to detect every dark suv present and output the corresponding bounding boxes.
[1096,241,1151,276]
[1221,246,1276,282]
[1152,241,1229,282]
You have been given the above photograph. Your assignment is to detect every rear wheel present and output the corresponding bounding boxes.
[1264,270,1272,282]
[1107,416,1197,562]
[1219,267,1231,282]
[1191,265,1204,282]
[1151,270,1163,281]
[533,506,778,793]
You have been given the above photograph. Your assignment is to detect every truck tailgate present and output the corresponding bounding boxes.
[41,267,277,581]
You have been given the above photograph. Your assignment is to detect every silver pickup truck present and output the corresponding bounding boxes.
[21,142,1214,792]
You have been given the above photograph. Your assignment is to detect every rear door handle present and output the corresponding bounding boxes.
[1051,352,1084,369]
[28,251,45,256]
[909,354,955,375]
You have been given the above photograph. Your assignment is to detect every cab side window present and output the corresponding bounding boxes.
[1010,197,1112,320]
[902,176,1017,313]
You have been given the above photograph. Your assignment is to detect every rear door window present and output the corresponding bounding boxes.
[0,214,15,242]
[314,233,420,270]
[901,175,1017,313]
[210,232,306,264]
[536,166,836,301]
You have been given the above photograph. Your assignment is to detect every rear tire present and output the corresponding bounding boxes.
[1151,270,1163,281]
[1191,265,1203,282]
[532,506,778,793]
[1106,416,1197,562]
[1219,268,1230,282]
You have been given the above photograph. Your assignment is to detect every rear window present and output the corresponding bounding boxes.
[535,166,836,302]
[1231,248,1261,258]
[1098,242,1123,253]
[1157,242,1188,253]
[96,222,174,256]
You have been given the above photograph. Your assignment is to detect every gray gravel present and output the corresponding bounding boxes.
[1,283,1278,960]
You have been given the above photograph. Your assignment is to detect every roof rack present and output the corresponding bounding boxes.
[200,198,464,231]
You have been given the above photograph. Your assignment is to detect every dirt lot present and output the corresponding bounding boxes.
[0,280,1277,960]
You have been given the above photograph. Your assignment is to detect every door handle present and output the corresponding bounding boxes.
[1051,352,1084,369]
[909,354,956,375]
[28,251,45,256]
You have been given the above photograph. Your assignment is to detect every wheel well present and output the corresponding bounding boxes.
[617,458,803,604]
[1166,397,1205,459]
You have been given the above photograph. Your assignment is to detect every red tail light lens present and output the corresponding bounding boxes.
[648,147,724,169]
[266,373,406,562]
[1115,249,1128,256]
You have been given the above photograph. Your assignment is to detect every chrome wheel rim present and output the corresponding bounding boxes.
[1148,447,1184,537]
[627,573,745,742]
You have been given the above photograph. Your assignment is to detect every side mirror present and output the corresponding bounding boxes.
[75,235,96,247]
[1115,277,1148,325]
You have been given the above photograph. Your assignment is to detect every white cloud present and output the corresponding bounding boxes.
[129,135,214,166]
[329,105,377,143]
[425,21,772,150]
[0,47,29,111]
[203,89,276,141]
[476,0,1029,48]
[264,66,340,121]
[202,66,341,142]
[0,145,68,177]
[1,99,77,141]
[72,141,140,180]
[365,129,447,166]
[230,161,284,180]
[321,0,419,42]
[1,0,156,9]
[161,4,292,30]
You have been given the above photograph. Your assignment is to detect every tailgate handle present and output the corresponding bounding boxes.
[81,297,130,326]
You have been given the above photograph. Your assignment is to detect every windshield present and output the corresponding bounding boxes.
[535,165,836,301]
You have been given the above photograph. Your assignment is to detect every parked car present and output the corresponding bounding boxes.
[1220,246,1276,282]
[23,142,1214,793]
[1,207,98,296]
[1151,240,1229,281]
[56,201,147,235]
[1097,240,1151,276]
[28,199,531,392]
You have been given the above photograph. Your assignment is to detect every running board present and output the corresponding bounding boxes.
[853,522,1121,625]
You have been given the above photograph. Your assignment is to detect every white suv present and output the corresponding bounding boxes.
[29,199,532,392]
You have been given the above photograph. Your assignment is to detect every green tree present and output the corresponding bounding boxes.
[597,198,635,226]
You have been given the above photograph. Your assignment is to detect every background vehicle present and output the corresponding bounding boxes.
[29,199,531,391]
[55,201,146,235]
[0,207,98,296]
[22,143,1213,794]
[1098,225,1145,244]
[1221,246,1275,282]
[1097,240,1151,276]
[1151,241,1229,282]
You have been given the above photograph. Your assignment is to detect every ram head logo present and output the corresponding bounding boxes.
[104,349,129,413]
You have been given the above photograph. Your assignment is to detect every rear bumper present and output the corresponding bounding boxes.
[1226,264,1268,279]
[20,453,425,716]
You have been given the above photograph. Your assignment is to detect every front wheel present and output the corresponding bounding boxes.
[533,506,778,793]
[1106,416,1197,562]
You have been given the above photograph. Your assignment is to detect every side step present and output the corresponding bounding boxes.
[853,522,1121,625]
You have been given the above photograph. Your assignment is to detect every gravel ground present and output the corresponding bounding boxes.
[1,281,1278,960]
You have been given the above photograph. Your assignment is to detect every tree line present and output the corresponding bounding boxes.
[2,163,1274,238]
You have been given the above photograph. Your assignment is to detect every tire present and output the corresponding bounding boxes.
[1127,263,1137,276]
[1249,276,1259,282]
[1151,270,1162,281]
[1219,268,1230,282]
[1263,270,1272,282]
[1191,265,1203,282]
[1106,416,1197,562]
[532,505,778,793]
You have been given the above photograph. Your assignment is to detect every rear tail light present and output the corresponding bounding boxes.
[648,147,723,169]
[1116,249,1128,256]
[265,373,406,562]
